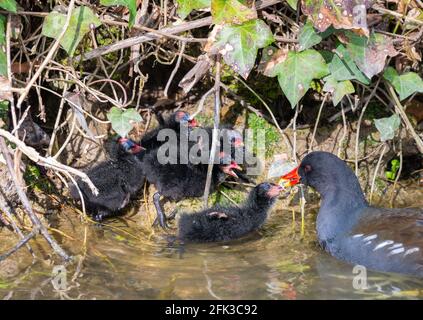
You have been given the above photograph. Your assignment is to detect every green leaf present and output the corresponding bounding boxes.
[323,76,354,106]
[270,49,329,107]
[100,0,137,27]
[298,20,322,51]
[0,15,6,45]
[374,114,401,142]
[0,50,6,76]
[211,0,257,25]
[343,31,397,79]
[106,107,142,138]
[383,67,423,101]
[286,0,298,10]
[0,0,17,13]
[42,6,101,57]
[385,158,400,180]
[176,0,210,20]
[213,19,274,79]
[327,43,370,84]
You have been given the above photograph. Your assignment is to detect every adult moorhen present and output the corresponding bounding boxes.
[280,151,423,277]
[178,182,283,242]
[70,138,145,221]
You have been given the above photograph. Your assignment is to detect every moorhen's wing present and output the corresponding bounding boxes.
[343,207,423,276]
[81,162,129,210]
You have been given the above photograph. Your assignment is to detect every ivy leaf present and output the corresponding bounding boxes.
[213,19,274,79]
[298,20,322,51]
[269,49,329,108]
[324,43,370,84]
[258,46,288,77]
[374,114,401,142]
[383,67,423,101]
[211,0,257,25]
[106,107,142,138]
[100,0,137,27]
[340,31,397,79]
[298,20,333,51]
[0,0,17,13]
[42,6,101,57]
[176,0,210,20]
[302,0,371,36]
[323,75,354,106]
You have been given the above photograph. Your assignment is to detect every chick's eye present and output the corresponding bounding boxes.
[304,164,312,173]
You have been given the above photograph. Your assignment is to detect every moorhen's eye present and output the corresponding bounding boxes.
[304,164,312,173]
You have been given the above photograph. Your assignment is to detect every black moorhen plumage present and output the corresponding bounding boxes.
[190,126,255,182]
[142,148,242,229]
[280,151,423,277]
[178,182,283,242]
[140,111,197,152]
[70,138,145,221]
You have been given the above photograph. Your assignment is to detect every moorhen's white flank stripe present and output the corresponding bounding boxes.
[373,240,394,251]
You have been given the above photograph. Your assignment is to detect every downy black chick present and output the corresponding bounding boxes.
[178,182,283,242]
[142,148,241,229]
[70,138,145,221]
[140,111,198,152]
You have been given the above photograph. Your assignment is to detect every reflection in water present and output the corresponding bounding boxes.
[1,204,423,299]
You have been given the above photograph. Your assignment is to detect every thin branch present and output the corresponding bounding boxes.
[355,78,381,176]
[77,0,281,61]
[0,137,70,261]
[0,230,36,262]
[386,82,423,154]
[203,57,221,208]
[369,143,388,204]
[164,41,186,97]
[0,129,98,196]
[373,5,423,26]
[16,0,76,110]
[309,93,328,152]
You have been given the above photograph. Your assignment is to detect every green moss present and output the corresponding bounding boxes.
[374,177,387,194]
[247,112,280,157]
[24,165,53,193]
[195,114,214,127]
[210,185,246,206]
[0,100,8,123]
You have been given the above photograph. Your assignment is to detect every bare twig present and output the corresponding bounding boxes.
[191,87,215,119]
[369,143,388,204]
[16,0,76,110]
[77,0,281,61]
[373,5,423,26]
[389,139,403,207]
[0,137,70,261]
[0,230,36,262]
[355,78,381,176]
[309,93,328,152]
[203,56,221,208]
[164,41,186,97]
[0,129,98,196]
[386,82,423,154]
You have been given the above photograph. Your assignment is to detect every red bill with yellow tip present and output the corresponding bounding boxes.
[278,166,300,187]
